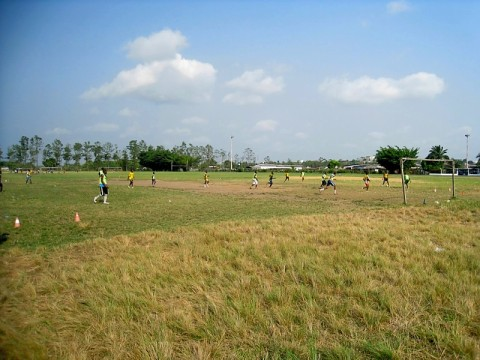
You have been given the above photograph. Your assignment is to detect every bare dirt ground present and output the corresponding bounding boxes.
[109,177,411,204]
[112,179,299,194]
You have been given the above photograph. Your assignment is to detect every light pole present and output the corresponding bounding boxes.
[465,134,470,171]
[230,136,234,171]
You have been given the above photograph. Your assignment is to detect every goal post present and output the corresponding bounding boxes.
[400,157,456,205]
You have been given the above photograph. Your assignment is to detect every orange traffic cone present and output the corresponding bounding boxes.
[14,217,21,228]
[75,212,80,222]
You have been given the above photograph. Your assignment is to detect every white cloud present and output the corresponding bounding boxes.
[181,116,208,125]
[387,1,411,14]
[118,107,137,117]
[294,132,308,139]
[368,131,385,140]
[89,107,100,115]
[124,29,187,62]
[254,119,278,132]
[46,127,71,135]
[318,72,445,104]
[192,135,210,144]
[164,127,191,135]
[85,122,119,132]
[82,30,216,104]
[222,92,264,105]
[226,69,284,94]
[119,121,146,139]
[82,54,216,103]
[223,69,284,105]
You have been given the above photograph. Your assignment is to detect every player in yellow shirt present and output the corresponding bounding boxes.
[319,172,328,190]
[250,171,259,189]
[128,169,135,188]
[25,169,32,184]
[203,170,209,188]
[382,171,390,187]
[320,172,337,195]
[363,172,370,191]
[94,168,109,204]
[151,171,156,187]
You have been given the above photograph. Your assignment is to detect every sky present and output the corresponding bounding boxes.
[0,0,479,163]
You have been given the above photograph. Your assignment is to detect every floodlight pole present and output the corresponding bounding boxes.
[465,134,470,173]
[230,136,234,171]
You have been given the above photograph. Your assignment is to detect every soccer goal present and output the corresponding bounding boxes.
[400,157,456,205]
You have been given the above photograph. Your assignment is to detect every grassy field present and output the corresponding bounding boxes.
[0,170,479,359]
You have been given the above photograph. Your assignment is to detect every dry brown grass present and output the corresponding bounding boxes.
[1,203,479,359]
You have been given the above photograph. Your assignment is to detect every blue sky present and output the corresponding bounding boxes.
[0,0,478,163]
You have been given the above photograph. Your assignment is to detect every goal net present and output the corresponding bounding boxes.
[400,158,456,205]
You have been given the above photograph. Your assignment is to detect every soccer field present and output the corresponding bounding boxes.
[1,170,479,359]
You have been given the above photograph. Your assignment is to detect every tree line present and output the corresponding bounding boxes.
[0,135,478,172]
[0,136,258,171]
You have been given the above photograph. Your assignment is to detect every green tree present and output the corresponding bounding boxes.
[73,143,83,166]
[201,144,215,168]
[92,141,103,167]
[121,149,129,171]
[29,135,43,167]
[7,144,22,164]
[243,148,256,166]
[112,145,121,166]
[422,145,449,172]
[83,141,93,165]
[19,136,30,165]
[103,142,115,165]
[51,139,63,166]
[375,146,419,173]
[43,157,57,167]
[327,159,340,169]
[142,145,197,171]
[127,140,140,170]
[42,144,57,166]
[63,144,72,165]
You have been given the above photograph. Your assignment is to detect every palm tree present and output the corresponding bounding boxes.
[427,145,449,160]
[422,145,449,172]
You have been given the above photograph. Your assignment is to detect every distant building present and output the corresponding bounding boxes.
[252,163,295,171]
[358,155,376,163]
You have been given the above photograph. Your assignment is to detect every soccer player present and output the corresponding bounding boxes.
[250,171,259,189]
[128,169,135,188]
[382,171,390,187]
[94,168,109,204]
[284,171,290,182]
[267,172,274,187]
[404,174,410,189]
[363,172,370,191]
[25,169,32,184]
[151,171,156,187]
[320,172,337,195]
[319,172,328,190]
[301,171,305,182]
[204,170,209,188]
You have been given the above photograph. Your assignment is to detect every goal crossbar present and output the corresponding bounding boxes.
[400,157,455,205]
